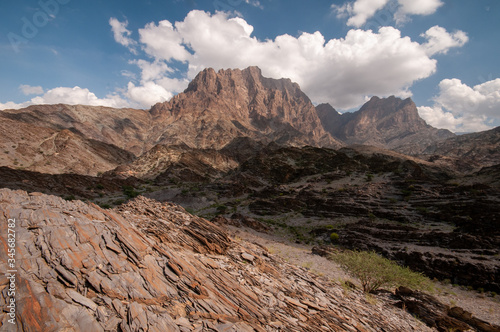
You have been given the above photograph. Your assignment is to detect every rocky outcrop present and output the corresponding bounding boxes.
[0,188,434,331]
[0,166,140,199]
[150,67,342,149]
[394,287,500,332]
[316,96,454,154]
[419,126,500,173]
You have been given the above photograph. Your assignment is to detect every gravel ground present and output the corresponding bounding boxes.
[227,225,500,327]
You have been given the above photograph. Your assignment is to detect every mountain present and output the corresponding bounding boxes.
[0,104,153,156]
[150,66,342,149]
[0,114,136,176]
[419,126,500,172]
[316,96,454,154]
[0,67,343,175]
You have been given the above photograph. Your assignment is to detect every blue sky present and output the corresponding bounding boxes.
[1,0,499,132]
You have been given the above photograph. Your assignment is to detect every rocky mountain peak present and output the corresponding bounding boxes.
[317,96,454,153]
[149,66,341,149]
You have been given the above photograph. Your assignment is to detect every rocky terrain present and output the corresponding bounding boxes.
[316,96,454,155]
[0,66,499,330]
[136,142,500,294]
[0,67,341,176]
[1,188,441,331]
[418,126,500,173]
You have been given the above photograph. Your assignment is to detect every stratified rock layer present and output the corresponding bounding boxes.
[0,188,432,331]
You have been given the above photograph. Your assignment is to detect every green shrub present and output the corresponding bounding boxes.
[122,185,140,199]
[330,232,340,243]
[329,250,432,293]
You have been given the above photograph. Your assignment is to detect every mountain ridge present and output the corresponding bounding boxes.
[316,96,455,154]
[0,66,496,177]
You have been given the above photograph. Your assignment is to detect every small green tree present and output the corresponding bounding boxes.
[330,250,431,293]
[330,232,340,243]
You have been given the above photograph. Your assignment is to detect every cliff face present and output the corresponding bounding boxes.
[0,188,432,331]
[150,66,342,149]
[317,96,454,154]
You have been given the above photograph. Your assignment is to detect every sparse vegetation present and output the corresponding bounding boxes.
[330,232,340,243]
[330,250,432,293]
[122,185,140,199]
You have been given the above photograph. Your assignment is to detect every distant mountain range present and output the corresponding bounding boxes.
[0,66,498,176]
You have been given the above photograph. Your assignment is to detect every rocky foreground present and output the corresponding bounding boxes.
[0,188,438,331]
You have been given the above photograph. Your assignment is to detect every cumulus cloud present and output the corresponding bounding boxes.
[139,20,190,62]
[1,9,472,112]
[124,59,189,106]
[125,10,440,109]
[332,0,389,28]
[0,86,129,110]
[126,81,173,107]
[333,0,443,27]
[418,78,500,132]
[421,26,468,55]
[395,0,443,23]
[109,18,137,54]
[0,101,30,110]
[19,84,44,95]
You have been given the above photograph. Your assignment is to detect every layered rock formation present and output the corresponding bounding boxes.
[0,104,153,156]
[144,143,499,293]
[0,188,434,331]
[150,67,341,149]
[0,114,136,176]
[420,126,500,173]
[316,96,454,154]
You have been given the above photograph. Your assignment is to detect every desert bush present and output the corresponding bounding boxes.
[330,232,340,243]
[329,250,432,293]
[122,185,140,199]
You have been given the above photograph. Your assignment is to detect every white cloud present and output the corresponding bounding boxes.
[418,78,500,132]
[435,78,500,118]
[131,10,438,109]
[126,81,173,107]
[332,0,389,28]
[130,59,174,82]
[0,86,130,110]
[138,20,190,62]
[421,26,468,55]
[1,10,472,112]
[333,0,444,27]
[395,0,443,23]
[30,86,129,108]
[124,59,189,107]
[19,84,44,95]
[0,101,29,110]
[109,17,137,54]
